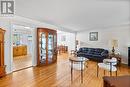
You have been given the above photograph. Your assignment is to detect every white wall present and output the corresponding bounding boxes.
[0,16,75,74]
[57,32,76,53]
[77,25,130,64]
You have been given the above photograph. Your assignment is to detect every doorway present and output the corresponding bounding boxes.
[12,25,33,71]
[57,30,75,56]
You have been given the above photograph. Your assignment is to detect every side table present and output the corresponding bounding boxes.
[109,54,122,66]
[69,57,89,83]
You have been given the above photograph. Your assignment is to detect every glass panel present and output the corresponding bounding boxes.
[13,34,21,46]
[48,33,53,63]
[39,32,46,64]
[53,34,57,61]
[54,34,57,48]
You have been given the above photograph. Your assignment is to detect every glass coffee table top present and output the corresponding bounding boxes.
[69,56,89,62]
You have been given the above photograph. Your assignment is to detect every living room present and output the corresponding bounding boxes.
[77,26,130,64]
[0,0,130,87]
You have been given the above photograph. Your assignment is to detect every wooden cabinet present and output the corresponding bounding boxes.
[37,28,57,65]
[13,45,27,57]
[0,28,6,77]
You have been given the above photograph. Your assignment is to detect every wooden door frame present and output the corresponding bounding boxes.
[10,24,35,72]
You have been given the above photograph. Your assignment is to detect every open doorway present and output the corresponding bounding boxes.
[12,25,33,71]
[57,30,75,56]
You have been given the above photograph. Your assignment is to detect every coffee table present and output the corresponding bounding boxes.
[69,57,89,83]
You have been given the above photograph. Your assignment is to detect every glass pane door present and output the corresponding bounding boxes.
[48,33,53,64]
[39,32,46,64]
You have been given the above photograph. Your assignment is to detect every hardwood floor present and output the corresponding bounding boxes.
[13,55,32,71]
[0,53,130,87]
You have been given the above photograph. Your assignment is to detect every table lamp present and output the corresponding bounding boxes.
[75,40,79,51]
[111,39,118,55]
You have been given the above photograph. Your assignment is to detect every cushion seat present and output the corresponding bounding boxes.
[98,63,117,71]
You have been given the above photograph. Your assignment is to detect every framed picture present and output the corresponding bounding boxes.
[89,32,98,41]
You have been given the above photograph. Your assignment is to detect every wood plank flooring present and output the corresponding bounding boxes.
[0,53,130,87]
[13,55,32,71]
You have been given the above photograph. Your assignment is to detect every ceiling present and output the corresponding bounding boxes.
[15,0,130,32]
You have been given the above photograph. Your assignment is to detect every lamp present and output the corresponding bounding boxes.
[75,40,79,51]
[111,39,118,55]
[76,40,79,45]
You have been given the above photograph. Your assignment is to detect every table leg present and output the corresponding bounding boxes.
[97,62,99,77]
[71,61,73,82]
[81,61,83,83]
[110,62,112,76]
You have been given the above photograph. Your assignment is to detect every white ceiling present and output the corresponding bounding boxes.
[15,0,130,32]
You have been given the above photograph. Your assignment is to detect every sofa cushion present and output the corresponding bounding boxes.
[88,51,95,54]
[101,50,109,56]
[92,55,103,58]
[96,49,104,52]
[79,47,89,52]
[90,49,104,55]
[94,52,101,55]
[82,48,89,51]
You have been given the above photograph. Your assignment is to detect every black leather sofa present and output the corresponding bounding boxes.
[77,47,109,62]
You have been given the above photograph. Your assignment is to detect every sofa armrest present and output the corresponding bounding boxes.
[77,51,81,54]
[101,50,109,57]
